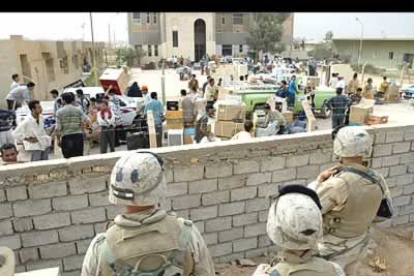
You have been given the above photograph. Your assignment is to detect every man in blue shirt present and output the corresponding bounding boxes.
[288,75,297,107]
[144,92,164,147]
[276,80,288,98]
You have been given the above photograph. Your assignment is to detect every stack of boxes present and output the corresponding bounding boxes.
[387,84,400,102]
[214,103,246,138]
[349,99,375,125]
[165,110,184,130]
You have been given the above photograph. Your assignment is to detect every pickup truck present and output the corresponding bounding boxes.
[230,84,336,118]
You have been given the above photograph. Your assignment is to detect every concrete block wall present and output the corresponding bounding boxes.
[1,123,414,275]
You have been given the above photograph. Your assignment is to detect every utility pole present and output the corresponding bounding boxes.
[90,12,98,85]
[356,17,363,68]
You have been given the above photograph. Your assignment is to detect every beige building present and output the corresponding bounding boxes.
[128,13,294,62]
[0,35,105,105]
[333,37,414,69]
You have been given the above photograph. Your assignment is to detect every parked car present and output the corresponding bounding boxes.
[402,85,414,99]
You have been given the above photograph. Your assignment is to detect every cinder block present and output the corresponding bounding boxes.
[409,164,414,174]
[230,187,257,202]
[0,220,13,236]
[13,218,33,233]
[286,155,309,168]
[22,230,58,247]
[63,254,85,271]
[386,131,404,143]
[208,242,233,257]
[202,190,229,206]
[106,205,123,220]
[234,160,260,175]
[202,232,218,246]
[309,152,332,165]
[13,199,51,218]
[94,222,109,234]
[272,168,297,183]
[258,183,280,198]
[410,214,414,223]
[33,212,71,230]
[404,129,414,141]
[258,235,272,247]
[258,210,269,222]
[218,175,246,190]
[52,195,89,211]
[59,225,95,242]
[190,206,218,221]
[69,176,107,195]
[89,192,110,207]
[382,156,399,167]
[29,182,67,199]
[392,215,409,226]
[233,237,257,252]
[166,182,188,197]
[71,207,106,224]
[393,142,411,154]
[174,210,189,219]
[174,165,204,182]
[400,153,414,164]
[205,216,232,232]
[390,165,407,177]
[246,172,272,186]
[188,179,217,194]
[373,144,392,157]
[232,213,258,227]
[172,194,201,210]
[0,203,13,219]
[399,205,414,216]
[6,186,28,201]
[246,198,270,213]
[0,234,21,249]
[39,243,76,259]
[219,202,245,216]
[296,165,320,180]
[19,247,38,264]
[403,184,414,195]
[218,253,244,264]
[244,223,267,237]
[0,189,5,202]
[370,157,382,169]
[165,168,174,183]
[245,248,268,258]
[76,239,93,254]
[26,259,62,272]
[261,157,286,172]
[393,195,411,207]
[397,174,414,186]
[205,163,233,179]
[390,186,404,197]
[219,227,243,242]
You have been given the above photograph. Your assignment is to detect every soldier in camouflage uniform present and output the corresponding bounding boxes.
[308,127,393,276]
[81,151,215,276]
[252,185,345,276]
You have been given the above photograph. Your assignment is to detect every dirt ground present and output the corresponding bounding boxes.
[215,225,414,276]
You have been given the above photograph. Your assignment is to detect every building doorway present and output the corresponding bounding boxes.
[194,19,206,62]
[403,53,414,68]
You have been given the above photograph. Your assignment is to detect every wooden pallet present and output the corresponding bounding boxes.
[146,111,158,148]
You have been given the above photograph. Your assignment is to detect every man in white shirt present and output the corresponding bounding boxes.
[231,121,254,141]
[12,100,51,161]
[10,74,21,90]
[6,82,35,110]
[329,73,339,88]
[335,76,346,90]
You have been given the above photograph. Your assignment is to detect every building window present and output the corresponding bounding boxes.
[172,31,178,48]
[135,45,143,52]
[232,13,243,25]
[221,17,225,25]
[153,13,157,24]
[239,44,243,53]
[222,45,232,56]
[146,12,150,24]
[389,52,394,60]
[148,45,152,57]
[132,13,141,24]
[154,45,158,56]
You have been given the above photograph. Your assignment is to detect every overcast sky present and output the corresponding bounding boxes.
[0,13,413,43]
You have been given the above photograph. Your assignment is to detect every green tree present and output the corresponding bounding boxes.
[246,13,290,60]
[115,46,146,67]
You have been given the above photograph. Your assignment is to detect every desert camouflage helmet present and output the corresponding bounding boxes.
[334,126,372,158]
[109,152,166,206]
[267,192,323,250]
[0,247,15,276]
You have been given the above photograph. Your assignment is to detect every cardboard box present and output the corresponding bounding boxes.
[166,118,183,129]
[166,110,183,119]
[216,104,246,121]
[215,120,244,138]
[367,115,388,125]
[349,105,374,124]
[388,84,400,95]
[282,111,293,123]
